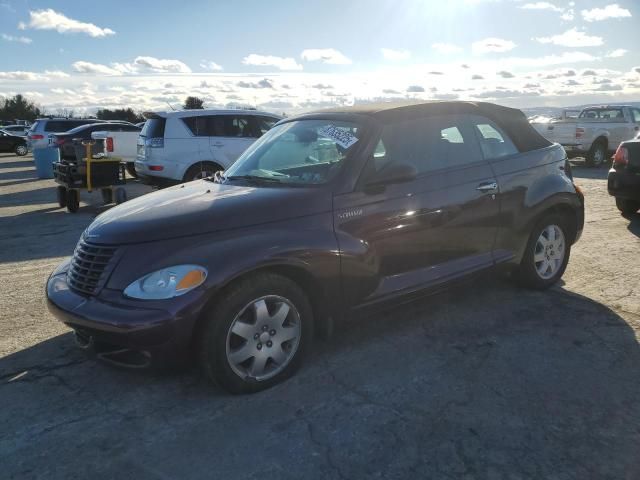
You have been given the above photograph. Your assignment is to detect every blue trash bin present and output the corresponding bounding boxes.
[33,147,59,179]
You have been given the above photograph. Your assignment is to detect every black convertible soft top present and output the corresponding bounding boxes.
[316,101,553,153]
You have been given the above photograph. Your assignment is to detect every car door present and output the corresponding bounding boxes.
[209,115,258,167]
[334,114,500,307]
[0,131,11,152]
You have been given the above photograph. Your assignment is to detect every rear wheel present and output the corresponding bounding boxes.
[199,273,313,394]
[56,186,67,208]
[15,144,28,156]
[615,198,640,215]
[183,162,222,183]
[515,214,571,289]
[114,187,127,204]
[66,189,79,213]
[585,140,607,167]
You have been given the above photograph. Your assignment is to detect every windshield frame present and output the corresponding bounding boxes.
[222,114,374,189]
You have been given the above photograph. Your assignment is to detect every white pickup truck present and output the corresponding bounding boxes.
[91,130,140,177]
[531,105,640,166]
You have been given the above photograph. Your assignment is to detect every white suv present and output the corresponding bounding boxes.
[135,109,282,184]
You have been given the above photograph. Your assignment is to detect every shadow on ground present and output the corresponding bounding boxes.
[1,276,639,479]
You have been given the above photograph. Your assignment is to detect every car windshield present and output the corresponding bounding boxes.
[223,119,363,186]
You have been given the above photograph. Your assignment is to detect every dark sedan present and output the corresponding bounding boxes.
[0,129,28,156]
[47,101,584,393]
[609,138,640,214]
[53,122,140,160]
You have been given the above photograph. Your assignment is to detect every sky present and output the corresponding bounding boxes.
[0,0,639,115]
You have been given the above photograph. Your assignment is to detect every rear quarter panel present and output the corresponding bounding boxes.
[490,145,581,263]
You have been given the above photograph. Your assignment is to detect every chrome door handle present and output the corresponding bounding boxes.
[477,181,498,192]
[212,142,224,147]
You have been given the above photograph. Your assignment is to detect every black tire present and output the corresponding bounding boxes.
[14,143,28,156]
[183,162,222,183]
[115,187,127,204]
[199,273,314,394]
[56,186,67,208]
[615,198,640,215]
[125,162,138,178]
[101,188,113,205]
[585,140,607,167]
[66,189,79,213]
[515,214,571,290]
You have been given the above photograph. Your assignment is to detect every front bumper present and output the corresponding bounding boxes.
[46,270,207,366]
[608,169,640,201]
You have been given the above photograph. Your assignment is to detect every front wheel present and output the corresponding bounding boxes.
[66,189,79,213]
[56,186,67,208]
[15,144,28,156]
[515,215,571,289]
[615,198,640,215]
[199,273,313,394]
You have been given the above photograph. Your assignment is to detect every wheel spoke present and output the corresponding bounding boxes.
[228,343,254,365]
[231,321,254,340]
[534,251,545,263]
[253,299,269,324]
[250,353,268,377]
[547,226,556,242]
[271,302,290,327]
[278,326,298,343]
[269,346,287,366]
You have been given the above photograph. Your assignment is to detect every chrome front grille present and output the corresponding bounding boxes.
[67,239,118,295]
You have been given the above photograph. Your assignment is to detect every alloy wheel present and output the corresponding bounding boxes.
[593,146,605,166]
[16,145,27,156]
[192,170,214,180]
[225,295,301,381]
[534,225,565,280]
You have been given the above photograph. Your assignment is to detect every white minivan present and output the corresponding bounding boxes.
[135,109,282,184]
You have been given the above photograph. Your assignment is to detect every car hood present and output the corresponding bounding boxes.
[84,180,332,245]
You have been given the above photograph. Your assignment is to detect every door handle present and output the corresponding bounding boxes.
[476,181,498,193]
[212,142,224,147]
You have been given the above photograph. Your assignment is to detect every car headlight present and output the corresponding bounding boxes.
[123,265,207,300]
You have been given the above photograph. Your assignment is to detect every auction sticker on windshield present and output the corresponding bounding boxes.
[318,125,358,149]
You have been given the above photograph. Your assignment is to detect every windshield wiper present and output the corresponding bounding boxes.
[225,175,282,184]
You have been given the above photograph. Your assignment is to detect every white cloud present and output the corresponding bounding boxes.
[44,70,70,78]
[200,60,223,71]
[20,9,115,37]
[432,43,463,54]
[1,33,32,44]
[472,38,516,54]
[581,4,631,22]
[606,49,627,58]
[301,48,352,65]
[520,2,563,13]
[381,48,411,61]
[535,28,603,47]
[132,56,191,73]
[0,71,41,81]
[72,61,121,76]
[242,54,302,71]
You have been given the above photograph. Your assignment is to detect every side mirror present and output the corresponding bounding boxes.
[366,162,418,188]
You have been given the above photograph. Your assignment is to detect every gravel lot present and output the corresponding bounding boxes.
[1,152,639,479]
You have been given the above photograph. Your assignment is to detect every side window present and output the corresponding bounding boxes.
[373,114,483,175]
[182,116,209,136]
[211,116,255,138]
[470,117,518,159]
[632,109,640,123]
[255,116,279,136]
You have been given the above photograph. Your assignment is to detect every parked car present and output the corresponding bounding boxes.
[0,129,28,156]
[1,124,30,136]
[531,105,640,166]
[608,139,640,214]
[51,122,139,160]
[47,101,584,393]
[91,128,141,177]
[27,118,104,150]
[135,109,282,185]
